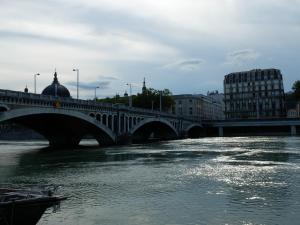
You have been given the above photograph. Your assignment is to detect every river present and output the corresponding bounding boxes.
[0,137,300,225]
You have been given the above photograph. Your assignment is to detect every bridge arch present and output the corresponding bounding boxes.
[0,108,116,147]
[130,117,178,143]
[96,113,101,122]
[185,123,204,138]
[0,104,9,112]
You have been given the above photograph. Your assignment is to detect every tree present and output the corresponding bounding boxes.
[96,87,174,111]
[132,88,174,111]
[292,80,300,99]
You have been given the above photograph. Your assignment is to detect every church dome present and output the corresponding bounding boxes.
[42,72,71,98]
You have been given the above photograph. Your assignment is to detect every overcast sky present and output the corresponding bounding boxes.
[1,0,299,99]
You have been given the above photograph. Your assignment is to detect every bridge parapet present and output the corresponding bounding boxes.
[0,88,202,146]
[0,89,198,120]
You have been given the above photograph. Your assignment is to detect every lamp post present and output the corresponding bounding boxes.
[94,86,99,101]
[126,83,132,107]
[159,90,162,112]
[73,68,79,99]
[34,73,40,94]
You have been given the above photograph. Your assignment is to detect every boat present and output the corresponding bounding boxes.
[0,188,66,225]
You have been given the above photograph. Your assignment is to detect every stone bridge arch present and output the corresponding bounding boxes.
[0,108,116,147]
[185,123,204,138]
[130,117,179,143]
[0,104,9,112]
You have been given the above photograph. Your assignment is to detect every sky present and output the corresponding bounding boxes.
[1,0,300,99]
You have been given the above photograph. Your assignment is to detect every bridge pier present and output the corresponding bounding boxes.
[291,125,297,136]
[218,127,224,137]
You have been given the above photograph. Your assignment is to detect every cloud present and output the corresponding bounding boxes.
[0,0,300,96]
[163,59,205,71]
[224,49,260,66]
[67,81,110,90]
[97,75,119,80]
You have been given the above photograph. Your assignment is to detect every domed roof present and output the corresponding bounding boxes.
[42,72,71,98]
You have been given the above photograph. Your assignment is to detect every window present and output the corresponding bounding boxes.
[189,107,193,115]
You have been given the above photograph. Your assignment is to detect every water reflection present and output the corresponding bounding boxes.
[0,137,300,225]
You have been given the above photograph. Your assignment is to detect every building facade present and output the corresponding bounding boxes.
[173,93,224,120]
[224,69,286,119]
[287,102,300,118]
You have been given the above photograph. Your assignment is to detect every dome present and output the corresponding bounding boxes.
[42,72,71,98]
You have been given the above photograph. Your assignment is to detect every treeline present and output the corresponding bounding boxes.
[97,88,175,111]
[286,80,300,109]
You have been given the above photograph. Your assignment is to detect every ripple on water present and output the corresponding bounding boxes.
[1,137,300,225]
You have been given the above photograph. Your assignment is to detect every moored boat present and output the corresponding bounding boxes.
[0,188,66,225]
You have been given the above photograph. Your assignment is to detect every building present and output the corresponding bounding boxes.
[173,93,224,120]
[224,69,286,119]
[287,102,300,118]
[42,72,71,98]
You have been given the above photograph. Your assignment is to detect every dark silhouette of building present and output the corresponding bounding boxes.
[24,85,28,93]
[142,77,147,94]
[42,72,71,98]
[224,69,286,119]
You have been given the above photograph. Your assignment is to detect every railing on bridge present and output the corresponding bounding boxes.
[0,89,202,123]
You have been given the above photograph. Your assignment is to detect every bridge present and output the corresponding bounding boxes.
[0,89,202,147]
[203,118,300,137]
[0,88,299,147]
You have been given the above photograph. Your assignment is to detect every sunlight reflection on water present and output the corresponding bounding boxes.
[0,137,300,225]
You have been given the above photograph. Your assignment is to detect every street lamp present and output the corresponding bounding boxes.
[159,90,162,112]
[94,86,99,101]
[73,68,79,99]
[34,73,40,94]
[126,83,132,107]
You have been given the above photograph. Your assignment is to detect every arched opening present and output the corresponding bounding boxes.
[102,114,107,126]
[3,110,115,148]
[0,105,9,112]
[131,120,178,143]
[133,117,136,126]
[129,117,132,129]
[89,113,95,118]
[113,115,118,132]
[187,126,205,138]
[125,116,128,132]
[120,114,125,132]
[108,115,112,129]
[96,114,101,122]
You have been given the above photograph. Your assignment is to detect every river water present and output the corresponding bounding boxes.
[0,137,300,225]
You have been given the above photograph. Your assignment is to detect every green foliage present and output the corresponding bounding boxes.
[97,95,128,104]
[133,88,174,111]
[292,80,300,99]
[97,88,174,111]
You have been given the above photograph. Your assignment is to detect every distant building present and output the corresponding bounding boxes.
[24,85,28,93]
[142,77,147,94]
[287,102,300,118]
[224,69,286,119]
[42,72,71,98]
[207,90,225,116]
[173,93,224,120]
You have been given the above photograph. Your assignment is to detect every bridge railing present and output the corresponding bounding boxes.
[0,89,114,110]
[0,89,203,122]
[203,117,300,123]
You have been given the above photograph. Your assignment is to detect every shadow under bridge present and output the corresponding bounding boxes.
[0,108,116,147]
[130,118,179,143]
